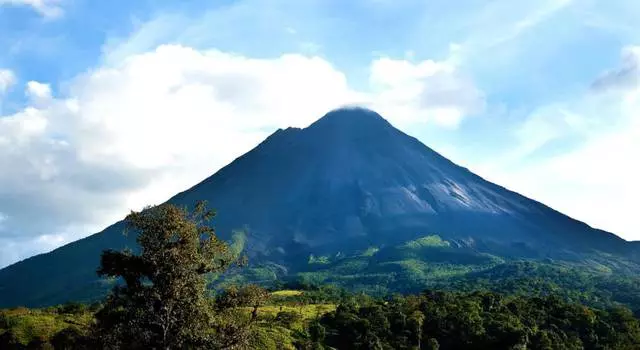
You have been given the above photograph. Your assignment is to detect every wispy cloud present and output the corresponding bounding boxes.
[591,46,639,92]
[484,0,575,49]
[0,0,63,18]
[578,1,640,41]
[475,45,640,238]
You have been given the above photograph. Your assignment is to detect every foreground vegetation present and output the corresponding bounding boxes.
[2,202,640,349]
[2,287,640,349]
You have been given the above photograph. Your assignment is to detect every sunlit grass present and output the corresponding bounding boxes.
[258,304,336,320]
[0,308,92,344]
[270,290,304,297]
[400,235,450,249]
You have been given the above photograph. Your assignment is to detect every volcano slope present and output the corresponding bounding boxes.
[1,107,638,308]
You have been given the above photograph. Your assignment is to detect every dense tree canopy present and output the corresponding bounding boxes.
[4,274,640,350]
[312,290,640,350]
[92,201,248,349]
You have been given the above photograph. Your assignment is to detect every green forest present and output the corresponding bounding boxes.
[2,202,640,349]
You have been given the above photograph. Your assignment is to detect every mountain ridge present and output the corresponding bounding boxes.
[170,107,626,253]
[0,107,635,307]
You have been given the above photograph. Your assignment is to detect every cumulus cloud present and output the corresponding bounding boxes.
[0,69,16,94]
[0,0,63,18]
[0,44,481,267]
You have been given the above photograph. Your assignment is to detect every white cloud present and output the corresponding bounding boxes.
[591,46,639,92]
[579,1,640,42]
[0,69,16,94]
[25,81,52,104]
[369,58,485,128]
[0,0,63,18]
[430,0,577,63]
[0,44,481,267]
[476,46,640,240]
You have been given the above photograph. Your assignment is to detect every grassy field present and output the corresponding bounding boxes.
[270,290,304,297]
[247,293,336,350]
[256,304,335,320]
[0,307,92,344]
[1,290,335,346]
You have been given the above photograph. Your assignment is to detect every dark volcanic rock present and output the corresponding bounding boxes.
[170,107,625,255]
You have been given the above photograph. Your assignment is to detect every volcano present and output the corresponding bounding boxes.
[0,107,633,307]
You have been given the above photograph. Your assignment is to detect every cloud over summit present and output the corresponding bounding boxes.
[0,44,481,267]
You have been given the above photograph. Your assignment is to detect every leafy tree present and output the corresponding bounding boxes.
[25,336,52,350]
[56,302,87,315]
[407,310,424,348]
[425,338,439,350]
[275,311,302,328]
[92,201,245,349]
[50,327,89,350]
[215,284,271,321]
[0,331,24,350]
[308,320,326,344]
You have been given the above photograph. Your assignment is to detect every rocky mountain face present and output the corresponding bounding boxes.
[170,107,627,257]
[0,107,632,307]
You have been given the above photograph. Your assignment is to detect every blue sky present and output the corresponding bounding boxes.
[0,0,639,267]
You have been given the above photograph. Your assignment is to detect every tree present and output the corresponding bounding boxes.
[407,310,424,348]
[50,327,90,350]
[0,331,24,350]
[215,284,271,321]
[309,320,326,344]
[425,338,439,350]
[275,311,302,328]
[92,201,244,349]
[25,337,52,350]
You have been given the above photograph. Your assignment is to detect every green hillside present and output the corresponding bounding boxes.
[211,235,640,311]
